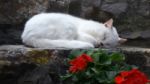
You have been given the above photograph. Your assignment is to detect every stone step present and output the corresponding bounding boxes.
[0,45,150,66]
[0,45,149,84]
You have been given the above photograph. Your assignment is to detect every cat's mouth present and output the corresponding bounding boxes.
[95,42,104,48]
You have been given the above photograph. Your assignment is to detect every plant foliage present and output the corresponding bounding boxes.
[61,50,149,84]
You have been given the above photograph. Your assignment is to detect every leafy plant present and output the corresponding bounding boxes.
[62,50,124,83]
[61,50,150,84]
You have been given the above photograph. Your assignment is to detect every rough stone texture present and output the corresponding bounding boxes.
[0,0,49,24]
[0,45,70,84]
[115,0,150,39]
[0,45,150,84]
[48,0,70,13]
[120,46,150,77]
[0,25,23,45]
[0,0,50,45]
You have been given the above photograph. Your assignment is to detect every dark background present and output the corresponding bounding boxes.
[0,0,150,47]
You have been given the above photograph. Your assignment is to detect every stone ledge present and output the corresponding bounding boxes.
[120,46,150,53]
[0,45,150,67]
[0,45,149,84]
[119,46,150,66]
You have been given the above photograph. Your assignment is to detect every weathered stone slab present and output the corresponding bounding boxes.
[119,46,150,78]
[0,45,71,84]
[0,0,49,24]
[0,45,149,84]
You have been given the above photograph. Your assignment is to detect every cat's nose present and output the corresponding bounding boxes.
[95,43,104,48]
[118,38,127,44]
[100,42,104,46]
[95,42,104,48]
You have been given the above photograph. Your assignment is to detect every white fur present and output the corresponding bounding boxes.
[21,13,120,49]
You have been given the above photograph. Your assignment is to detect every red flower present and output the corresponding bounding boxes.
[115,69,149,84]
[115,76,124,84]
[69,66,78,73]
[120,71,129,77]
[81,54,93,62]
[69,54,93,73]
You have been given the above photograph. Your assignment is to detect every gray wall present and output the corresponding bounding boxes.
[0,0,150,45]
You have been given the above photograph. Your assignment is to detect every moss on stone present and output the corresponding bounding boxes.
[26,50,53,64]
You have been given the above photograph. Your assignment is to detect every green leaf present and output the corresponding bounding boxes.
[69,50,86,59]
[61,73,73,80]
[85,70,91,76]
[120,63,135,71]
[86,50,95,56]
[110,64,120,71]
[110,52,125,62]
[72,75,78,82]
[91,53,100,63]
[106,71,118,80]
[91,68,100,74]
[95,71,107,83]
[98,53,112,65]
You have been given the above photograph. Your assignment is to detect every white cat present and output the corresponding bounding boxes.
[21,13,126,49]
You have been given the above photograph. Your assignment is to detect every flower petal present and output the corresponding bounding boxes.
[115,76,124,84]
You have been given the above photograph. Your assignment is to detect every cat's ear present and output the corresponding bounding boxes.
[104,18,113,28]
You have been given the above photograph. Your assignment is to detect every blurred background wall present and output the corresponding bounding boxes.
[0,0,150,47]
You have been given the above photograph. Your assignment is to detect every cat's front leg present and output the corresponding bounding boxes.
[77,32,98,47]
[24,38,94,49]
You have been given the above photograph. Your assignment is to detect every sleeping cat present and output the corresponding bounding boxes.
[21,13,126,49]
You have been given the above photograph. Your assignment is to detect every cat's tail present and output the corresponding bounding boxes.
[23,38,94,49]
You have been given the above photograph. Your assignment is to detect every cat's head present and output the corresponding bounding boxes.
[99,19,127,48]
[87,7,127,48]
